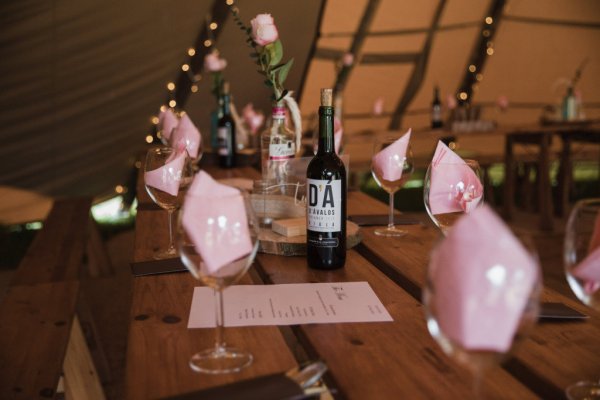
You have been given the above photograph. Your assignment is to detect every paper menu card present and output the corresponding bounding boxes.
[188,282,393,328]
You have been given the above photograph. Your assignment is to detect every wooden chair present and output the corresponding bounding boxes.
[503,131,555,231]
[0,198,110,399]
[555,128,600,216]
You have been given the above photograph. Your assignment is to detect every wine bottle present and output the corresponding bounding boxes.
[217,82,236,168]
[260,103,296,183]
[431,85,443,129]
[306,88,346,270]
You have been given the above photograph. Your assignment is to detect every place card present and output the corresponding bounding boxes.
[188,281,393,328]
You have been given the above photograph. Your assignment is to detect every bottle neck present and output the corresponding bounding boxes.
[271,105,286,127]
[317,106,334,154]
[222,94,231,115]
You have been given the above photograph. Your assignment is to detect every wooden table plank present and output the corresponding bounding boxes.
[125,209,297,399]
[254,250,537,399]
[11,198,92,286]
[352,191,600,398]
[0,281,79,399]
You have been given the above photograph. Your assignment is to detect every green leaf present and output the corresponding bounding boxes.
[246,27,252,34]
[265,40,283,66]
[275,58,294,87]
[264,79,273,87]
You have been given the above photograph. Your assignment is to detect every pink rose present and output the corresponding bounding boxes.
[204,51,227,72]
[342,52,354,67]
[372,97,384,116]
[446,94,457,110]
[496,95,509,111]
[242,103,265,134]
[251,14,279,46]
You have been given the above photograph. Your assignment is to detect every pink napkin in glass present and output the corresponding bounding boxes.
[572,213,600,293]
[159,109,178,141]
[182,171,253,274]
[430,205,538,352]
[428,141,483,215]
[144,150,186,196]
[170,113,201,159]
[371,129,411,182]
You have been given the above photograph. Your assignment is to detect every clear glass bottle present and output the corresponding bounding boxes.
[260,103,296,185]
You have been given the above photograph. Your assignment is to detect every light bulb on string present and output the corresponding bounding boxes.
[485,16,493,25]
[167,82,175,91]
[204,39,212,47]
[187,48,196,56]
[145,135,154,144]
[191,84,199,93]
[182,64,190,72]
[151,116,159,125]
[210,22,218,30]
[169,100,177,108]
[468,65,476,73]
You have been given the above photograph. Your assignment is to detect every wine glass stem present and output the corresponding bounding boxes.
[388,192,396,230]
[167,209,175,252]
[214,288,226,353]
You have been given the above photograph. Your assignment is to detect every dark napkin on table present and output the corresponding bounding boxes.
[539,302,588,321]
[130,257,188,276]
[135,202,162,211]
[160,373,311,400]
[348,214,421,226]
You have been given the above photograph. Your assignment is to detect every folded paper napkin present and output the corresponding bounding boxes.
[371,129,411,182]
[170,113,201,159]
[144,150,186,196]
[159,109,179,141]
[182,171,253,274]
[428,141,483,215]
[429,205,538,352]
[572,213,600,294]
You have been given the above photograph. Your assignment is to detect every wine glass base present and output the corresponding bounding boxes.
[189,347,253,374]
[566,380,600,400]
[374,227,408,237]
[153,248,178,260]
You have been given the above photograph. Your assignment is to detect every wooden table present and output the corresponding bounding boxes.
[126,163,600,399]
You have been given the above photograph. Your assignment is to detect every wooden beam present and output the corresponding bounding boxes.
[388,0,447,130]
[456,0,506,104]
[315,48,419,64]
[296,0,328,104]
[171,0,231,109]
[333,0,381,93]
[322,21,480,38]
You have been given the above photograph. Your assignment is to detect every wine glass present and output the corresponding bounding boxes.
[423,227,541,396]
[178,191,259,374]
[564,198,600,398]
[144,147,193,259]
[424,159,483,235]
[370,136,414,237]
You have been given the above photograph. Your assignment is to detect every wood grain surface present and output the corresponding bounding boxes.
[351,191,600,398]
[125,209,297,399]
[128,161,600,399]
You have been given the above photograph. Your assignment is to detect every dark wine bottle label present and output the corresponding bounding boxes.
[432,104,442,122]
[217,127,231,156]
[307,178,342,233]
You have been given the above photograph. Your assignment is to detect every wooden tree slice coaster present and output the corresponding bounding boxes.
[258,221,361,256]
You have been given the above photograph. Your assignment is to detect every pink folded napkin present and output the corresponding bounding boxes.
[429,205,538,352]
[182,171,253,274]
[144,150,187,196]
[371,129,411,182]
[170,113,201,159]
[572,213,600,294]
[428,141,483,215]
[159,109,178,141]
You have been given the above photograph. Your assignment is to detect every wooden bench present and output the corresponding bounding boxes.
[0,198,109,399]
